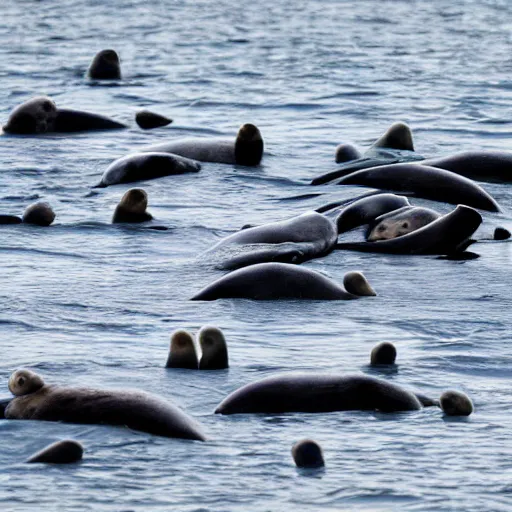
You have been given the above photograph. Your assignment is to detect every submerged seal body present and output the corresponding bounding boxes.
[143,123,263,166]
[5,369,205,440]
[95,152,201,187]
[88,49,121,80]
[207,211,338,269]
[2,96,126,134]
[336,164,501,212]
[215,373,427,414]
[191,262,375,301]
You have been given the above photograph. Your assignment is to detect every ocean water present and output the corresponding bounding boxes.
[0,0,511,510]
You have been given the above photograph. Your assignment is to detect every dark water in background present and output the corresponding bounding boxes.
[0,0,511,510]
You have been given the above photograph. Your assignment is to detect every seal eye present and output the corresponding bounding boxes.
[18,377,25,387]
[378,225,386,232]
[402,222,409,229]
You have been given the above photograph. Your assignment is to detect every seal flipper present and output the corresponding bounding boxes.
[54,109,126,132]
[414,393,439,408]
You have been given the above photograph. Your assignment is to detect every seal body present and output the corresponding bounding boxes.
[27,440,84,464]
[336,205,482,255]
[215,373,424,414]
[143,124,263,166]
[95,152,201,187]
[0,215,22,224]
[191,262,373,301]
[206,211,337,269]
[366,206,441,241]
[5,385,205,440]
[336,164,501,212]
[88,49,121,80]
[136,110,172,130]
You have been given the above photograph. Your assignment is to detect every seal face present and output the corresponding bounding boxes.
[198,326,229,370]
[22,201,56,227]
[3,96,57,134]
[88,49,121,80]
[112,188,153,223]
[166,330,199,369]
[292,439,325,468]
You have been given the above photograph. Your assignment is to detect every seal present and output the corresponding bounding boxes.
[291,439,325,468]
[422,150,512,183]
[215,373,433,414]
[198,326,229,370]
[191,262,375,301]
[142,123,264,166]
[22,201,56,227]
[0,214,22,224]
[112,188,153,223]
[313,122,424,185]
[135,110,172,130]
[336,205,482,255]
[336,164,501,212]
[205,211,338,270]
[26,440,84,464]
[88,49,121,80]
[366,206,441,241]
[335,143,362,164]
[94,152,201,187]
[4,369,206,440]
[2,96,126,134]
[370,342,397,365]
[166,329,198,369]
[439,390,473,416]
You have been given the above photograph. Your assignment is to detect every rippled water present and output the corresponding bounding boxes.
[0,0,511,510]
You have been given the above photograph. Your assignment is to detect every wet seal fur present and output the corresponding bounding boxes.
[370,342,397,365]
[142,123,263,166]
[440,390,473,416]
[205,211,338,270]
[88,50,121,80]
[191,262,375,301]
[166,330,199,369]
[27,440,84,464]
[95,152,201,187]
[112,188,153,223]
[198,326,229,370]
[292,439,325,468]
[136,110,172,130]
[215,373,434,414]
[4,369,206,440]
[2,96,126,134]
[336,164,501,212]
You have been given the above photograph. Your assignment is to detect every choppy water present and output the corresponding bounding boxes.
[0,0,511,510]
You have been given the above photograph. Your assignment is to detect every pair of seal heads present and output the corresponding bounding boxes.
[88,50,121,80]
[191,262,376,301]
[143,123,264,166]
[95,152,201,187]
[4,369,206,440]
[112,189,153,223]
[166,326,228,370]
[1,201,55,227]
[3,96,126,134]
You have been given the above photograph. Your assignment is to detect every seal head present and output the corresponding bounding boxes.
[292,439,325,468]
[9,369,45,396]
[112,188,153,223]
[198,326,229,370]
[3,97,57,134]
[234,123,264,166]
[22,201,56,226]
[88,49,121,80]
[440,390,473,416]
[166,329,198,369]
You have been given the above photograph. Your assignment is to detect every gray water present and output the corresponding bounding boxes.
[0,0,511,510]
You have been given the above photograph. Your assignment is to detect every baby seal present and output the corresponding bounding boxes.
[136,110,172,130]
[22,201,55,227]
[112,188,153,223]
[366,206,441,241]
[370,342,397,365]
[166,330,199,369]
[439,390,473,416]
[5,369,206,440]
[292,439,325,468]
[88,49,121,80]
[143,123,264,166]
[26,440,84,464]
[198,326,229,370]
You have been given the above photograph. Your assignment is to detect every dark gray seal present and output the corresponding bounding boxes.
[439,390,473,416]
[292,439,325,468]
[142,123,263,166]
[95,152,201,187]
[22,202,56,227]
[2,96,126,134]
[370,342,397,365]
[5,369,206,441]
[112,188,153,223]
[422,150,512,183]
[136,110,173,130]
[27,440,84,464]
[336,164,501,212]
[313,122,424,185]
[335,143,362,163]
[191,262,375,301]
[215,373,433,414]
[87,50,121,80]
[336,205,482,255]
[205,211,338,270]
